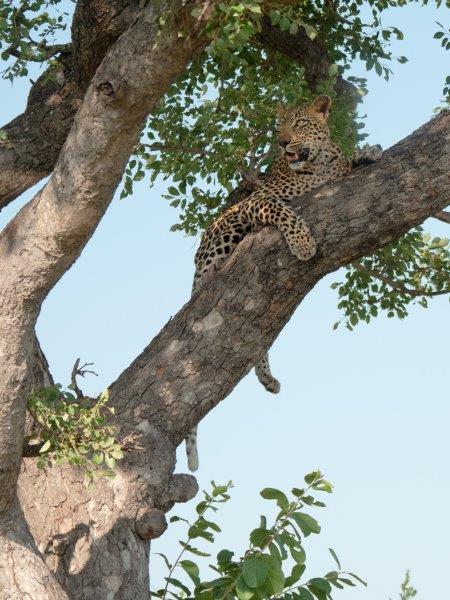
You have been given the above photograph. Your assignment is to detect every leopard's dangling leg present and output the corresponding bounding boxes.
[185,426,199,472]
[255,353,280,394]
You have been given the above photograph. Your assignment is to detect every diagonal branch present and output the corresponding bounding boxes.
[108,111,450,449]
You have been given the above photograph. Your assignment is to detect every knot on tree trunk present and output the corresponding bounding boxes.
[169,473,199,503]
[135,507,167,540]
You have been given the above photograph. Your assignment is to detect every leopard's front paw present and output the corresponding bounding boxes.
[352,143,383,167]
[290,237,317,261]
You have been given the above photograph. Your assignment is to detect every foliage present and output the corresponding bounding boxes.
[26,385,123,482]
[0,0,71,80]
[153,472,366,600]
[391,570,417,600]
[332,229,450,330]
[125,51,359,236]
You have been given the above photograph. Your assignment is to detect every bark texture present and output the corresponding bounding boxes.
[0,2,207,597]
[17,111,450,598]
[0,1,142,210]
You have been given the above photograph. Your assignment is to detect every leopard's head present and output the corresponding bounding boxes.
[276,95,332,171]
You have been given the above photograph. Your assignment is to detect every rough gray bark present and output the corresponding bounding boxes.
[0,2,208,597]
[17,111,450,598]
[0,0,143,210]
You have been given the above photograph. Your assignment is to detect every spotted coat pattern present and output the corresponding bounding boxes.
[185,95,382,471]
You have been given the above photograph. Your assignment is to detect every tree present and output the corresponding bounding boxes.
[0,1,449,598]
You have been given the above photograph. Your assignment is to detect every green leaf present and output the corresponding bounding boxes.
[328,548,341,571]
[269,10,280,25]
[250,528,271,548]
[236,576,255,600]
[179,542,210,557]
[291,547,306,565]
[39,439,52,453]
[179,560,200,585]
[242,555,269,588]
[346,572,367,586]
[165,577,191,595]
[304,471,321,485]
[217,549,234,564]
[154,553,171,569]
[279,17,290,31]
[263,555,285,595]
[260,488,289,510]
[92,452,104,465]
[291,513,321,537]
[285,563,306,587]
[298,589,315,600]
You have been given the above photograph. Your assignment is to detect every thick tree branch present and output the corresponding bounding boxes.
[0,0,207,513]
[0,3,208,596]
[17,110,449,597]
[109,112,450,446]
[0,1,143,210]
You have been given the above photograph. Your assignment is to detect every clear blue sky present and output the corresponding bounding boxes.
[1,4,449,599]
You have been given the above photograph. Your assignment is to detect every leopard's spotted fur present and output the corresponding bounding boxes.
[185,95,382,471]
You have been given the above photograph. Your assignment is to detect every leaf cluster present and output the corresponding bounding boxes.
[153,472,366,600]
[0,0,69,80]
[332,229,450,330]
[26,385,123,482]
[399,570,417,600]
[123,49,361,235]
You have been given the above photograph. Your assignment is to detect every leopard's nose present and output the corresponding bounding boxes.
[279,140,290,149]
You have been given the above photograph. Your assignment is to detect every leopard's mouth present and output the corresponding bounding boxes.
[285,151,300,163]
[284,148,310,163]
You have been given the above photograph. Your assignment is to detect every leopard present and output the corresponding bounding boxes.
[185,94,382,471]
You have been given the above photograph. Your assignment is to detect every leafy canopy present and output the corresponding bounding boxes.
[1,0,449,323]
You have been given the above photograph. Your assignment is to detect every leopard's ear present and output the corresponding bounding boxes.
[309,95,332,122]
[276,102,286,119]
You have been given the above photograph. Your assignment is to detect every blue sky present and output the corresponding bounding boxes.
[1,3,449,599]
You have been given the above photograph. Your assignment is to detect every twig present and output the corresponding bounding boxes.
[434,210,450,224]
[121,432,145,453]
[352,261,450,298]
[71,358,98,400]
[5,42,71,62]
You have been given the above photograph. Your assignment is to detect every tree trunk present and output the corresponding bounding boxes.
[15,110,450,598]
[0,2,208,596]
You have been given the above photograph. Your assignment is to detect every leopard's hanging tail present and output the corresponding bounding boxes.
[255,352,280,394]
[185,426,199,471]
